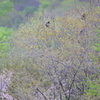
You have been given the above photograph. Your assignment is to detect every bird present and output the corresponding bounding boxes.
[81,13,85,20]
[80,29,85,35]
[45,21,50,27]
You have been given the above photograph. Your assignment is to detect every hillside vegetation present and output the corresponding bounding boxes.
[2,5,99,100]
[0,0,96,28]
[0,0,100,100]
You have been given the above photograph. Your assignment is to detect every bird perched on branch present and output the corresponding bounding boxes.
[81,13,85,20]
[80,29,85,35]
[45,21,50,27]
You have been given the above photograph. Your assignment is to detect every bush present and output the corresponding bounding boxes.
[0,27,13,71]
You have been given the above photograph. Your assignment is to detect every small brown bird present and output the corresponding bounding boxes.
[81,13,85,20]
[45,21,50,27]
[80,29,85,35]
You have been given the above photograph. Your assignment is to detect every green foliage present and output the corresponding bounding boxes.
[0,0,13,17]
[22,6,37,16]
[98,6,100,9]
[37,0,50,12]
[61,0,75,5]
[89,55,98,63]
[83,29,100,100]
[94,30,100,51]
[94,44,100,51]
[0,27,13,57]
[83,78,100,99]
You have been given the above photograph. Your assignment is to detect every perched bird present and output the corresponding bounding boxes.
[81,13,85,20]
[45,21,50,27]
[80,29,85,35]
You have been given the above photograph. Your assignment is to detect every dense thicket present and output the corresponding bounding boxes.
[5,5,100,100]
[0,0,100,100]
